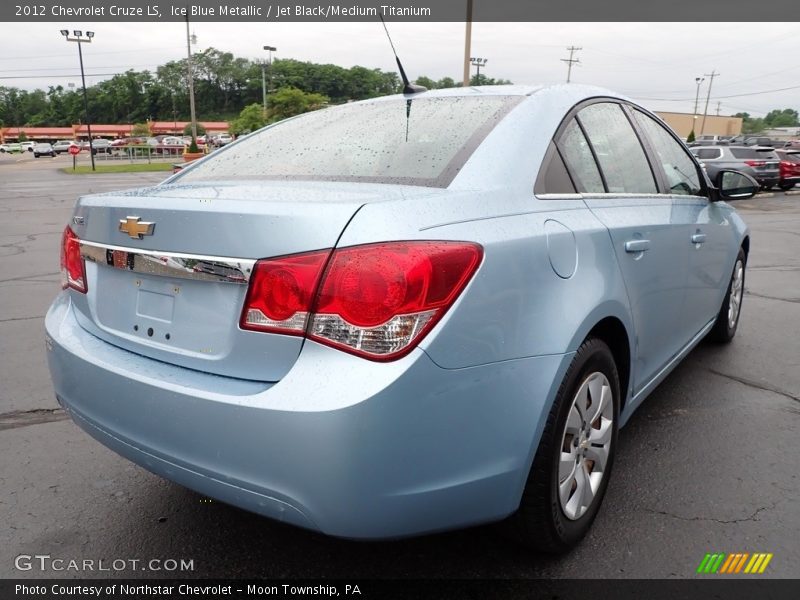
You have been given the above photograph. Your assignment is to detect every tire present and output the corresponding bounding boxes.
[779,182,795,191]
[34,154,39,158]
[708,248,746,343]
[509,338,620,553]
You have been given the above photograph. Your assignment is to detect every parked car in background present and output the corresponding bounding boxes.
[775,149,800,190]
[691,145,780,189]
[0,143,22,153]
[89,139,113,155]
[20,141,36,152]
[161,136,185,146]
[53,140,80,154]
[213,132,233,146]
[47,85,756,554]
[33,143,56,158]
[688,139,730,147]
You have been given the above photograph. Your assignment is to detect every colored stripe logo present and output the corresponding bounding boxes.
[697,552,773,574]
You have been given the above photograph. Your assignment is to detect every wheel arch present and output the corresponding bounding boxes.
[585,317,631,412]
[565,303,634,412]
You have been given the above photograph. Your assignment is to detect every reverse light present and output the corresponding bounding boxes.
[60,226,87,293]
[241,241,483,361]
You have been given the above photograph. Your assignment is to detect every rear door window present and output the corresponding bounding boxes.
[576,103,657,194]
[695,148,722,160]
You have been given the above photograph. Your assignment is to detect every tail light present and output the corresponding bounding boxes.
[241,241,483,361]
[744,160,766,167]
[60,226,87,293]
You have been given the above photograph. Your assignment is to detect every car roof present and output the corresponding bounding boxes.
[361,83,632,104]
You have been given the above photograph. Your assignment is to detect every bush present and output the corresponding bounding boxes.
[687,130,696,143]
[183,122,206,136]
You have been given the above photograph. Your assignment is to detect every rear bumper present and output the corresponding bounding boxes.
[46,292,570,539]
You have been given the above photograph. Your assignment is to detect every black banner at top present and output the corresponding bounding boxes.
[2,0,799,22]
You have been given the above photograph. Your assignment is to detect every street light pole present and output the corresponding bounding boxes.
[61,29,95,171]
[470,57,487,85]
[262,45,276,117]
[691,76,704,138]
[185,15,198,142]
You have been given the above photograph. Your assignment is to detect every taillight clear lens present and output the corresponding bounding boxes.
[60,226,87,293]
[240,241,482,361]
[310,242,482,359]
[240,250,330,335]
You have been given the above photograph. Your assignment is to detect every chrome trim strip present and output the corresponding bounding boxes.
[79,240,256,284]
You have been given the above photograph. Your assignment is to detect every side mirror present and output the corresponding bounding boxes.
[710,170,759,202]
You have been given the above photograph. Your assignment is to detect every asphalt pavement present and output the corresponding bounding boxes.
[1,152,798,579]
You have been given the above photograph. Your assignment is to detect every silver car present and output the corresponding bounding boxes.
[46,85,756,552]
[692,145,780,190]
[33,142,56,158]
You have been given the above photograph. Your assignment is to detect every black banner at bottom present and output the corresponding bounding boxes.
[2,579,800,600]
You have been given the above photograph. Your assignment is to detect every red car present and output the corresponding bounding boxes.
[775,149,800,191]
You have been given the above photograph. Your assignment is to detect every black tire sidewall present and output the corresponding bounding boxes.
[545,340,621,549]
[717,248,746,341]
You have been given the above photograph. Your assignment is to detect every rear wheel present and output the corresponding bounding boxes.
[510,338,620,553]
[779,182,795,191]
[709,248,746,343]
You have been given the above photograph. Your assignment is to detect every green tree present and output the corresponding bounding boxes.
[183,122,206,136]
[17,130,27,141]
[687,130,695,143]
[230,103,267,135]
[437,77,456,89]
[266,87,328,123]
[413,76,437,90]
[132,122,150,136]
[734,112,767,135]
[763,108,799,128]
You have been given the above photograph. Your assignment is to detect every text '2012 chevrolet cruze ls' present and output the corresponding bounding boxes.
[46,85,757,552]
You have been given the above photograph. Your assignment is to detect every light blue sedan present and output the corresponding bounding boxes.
[46,85,755,552]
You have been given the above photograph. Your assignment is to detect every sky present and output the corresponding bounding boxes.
[1,21,798,118]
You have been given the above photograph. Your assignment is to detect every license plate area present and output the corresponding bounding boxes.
[91,263,246,358]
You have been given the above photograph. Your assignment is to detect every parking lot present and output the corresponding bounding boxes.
[1,154,798,579]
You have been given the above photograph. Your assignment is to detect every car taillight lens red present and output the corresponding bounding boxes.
[241,241,483,360]
[744,160,766,167]
[60,225,87,293]
[240,250,330,336]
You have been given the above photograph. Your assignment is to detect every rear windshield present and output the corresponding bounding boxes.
[178,95,521,187]
[780,152,800,163]
[730,147,777,159]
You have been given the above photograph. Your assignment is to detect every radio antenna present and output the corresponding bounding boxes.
[379,15,426,95]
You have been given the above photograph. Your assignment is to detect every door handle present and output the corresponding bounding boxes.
[624,239,651,253]
[691,233,707,244]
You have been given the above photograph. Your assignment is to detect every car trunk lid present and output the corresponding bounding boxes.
[68,181,436,382]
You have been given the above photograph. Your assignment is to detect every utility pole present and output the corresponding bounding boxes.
[700,69,719,135]
[561,46,582,83]
[462,0,473,87]
[716,101,721,116]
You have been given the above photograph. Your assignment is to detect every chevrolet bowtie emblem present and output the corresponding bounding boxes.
[119,216,155,239]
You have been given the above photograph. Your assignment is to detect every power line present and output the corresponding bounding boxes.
[631,83,800,102]
[0,73,122,79]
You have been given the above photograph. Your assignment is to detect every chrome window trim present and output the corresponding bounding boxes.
[79,240,256,284]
